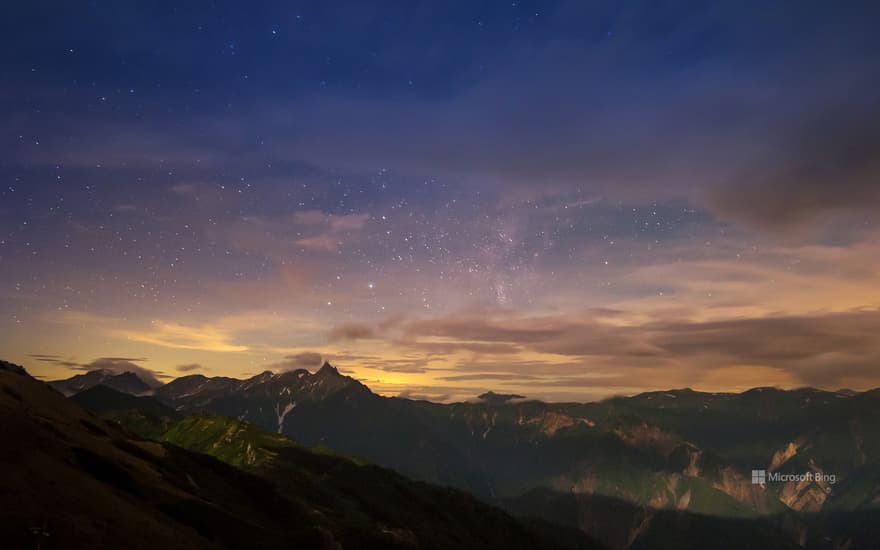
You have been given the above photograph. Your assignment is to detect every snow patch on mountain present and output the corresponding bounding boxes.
[275,401,296,433]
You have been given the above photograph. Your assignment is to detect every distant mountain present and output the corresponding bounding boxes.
[48,369,153,396]
[155,362,370,434]
[72,384,177,418]
[0,360,601,549]
[148,364,880,549]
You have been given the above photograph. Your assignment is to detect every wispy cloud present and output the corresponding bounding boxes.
[268,351,324,371]
[119,320,249,352]
[175,363,204,372]
[330,307,880,391]
[294,211,370,252]
[77,357,163,387]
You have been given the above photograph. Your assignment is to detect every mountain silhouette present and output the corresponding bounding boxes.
[49,369,153,397]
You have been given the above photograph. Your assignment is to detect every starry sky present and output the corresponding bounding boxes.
[2,1,880,402]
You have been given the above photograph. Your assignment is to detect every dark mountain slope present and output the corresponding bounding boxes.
[75,384,603,549]
[72,384,181,438]
[504,489,801,550]
[72,384,178,418]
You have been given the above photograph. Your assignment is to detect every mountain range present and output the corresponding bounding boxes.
[36,362,880,548]
[1,360,599,549]
[48,368,154,397]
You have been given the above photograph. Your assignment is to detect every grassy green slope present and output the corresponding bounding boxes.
[69,381,603,549]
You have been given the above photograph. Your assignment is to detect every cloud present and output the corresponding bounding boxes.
[29,354,82,368]
[270,351,324,371]
[294,234,340,252]
[397,389,452,402]
[327,315,409,343]
[439,373,540,382]
[707,95,880,229]
[217,210,370,257]
[356,357,433,374]
[328,322,379,341]
[328,213,370,232]
[338,308,880,390]
[207,264,324,309]
[315,352,434,374]
[170,183,198,196]
[393,340,522,355]
[117,320,249,352]
[175,363,204,372]
[78,357,163,388]
[294,211,370,252]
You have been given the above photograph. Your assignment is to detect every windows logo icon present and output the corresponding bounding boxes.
[751,469,766,485]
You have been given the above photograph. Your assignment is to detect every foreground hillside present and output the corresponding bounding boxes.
[0,361,600,549]
[77,386,806,550]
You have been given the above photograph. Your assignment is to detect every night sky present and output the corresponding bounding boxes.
[2,1,879,401]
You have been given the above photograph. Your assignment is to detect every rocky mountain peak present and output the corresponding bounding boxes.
[316,361,341,377]
[277,368,310,381]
